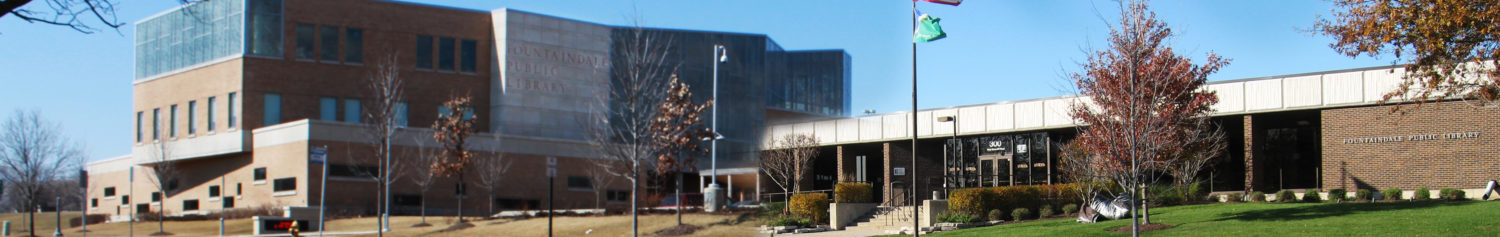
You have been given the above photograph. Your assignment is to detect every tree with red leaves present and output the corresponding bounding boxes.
[431,95,477,223]
[1068,1,1228,234]
[651,74,713,226]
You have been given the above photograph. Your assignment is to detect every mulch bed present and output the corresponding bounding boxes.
[653,224,703,236]
[1110,223,1175,233]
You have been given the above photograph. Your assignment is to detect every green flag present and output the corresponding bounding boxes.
[914,11,947,43]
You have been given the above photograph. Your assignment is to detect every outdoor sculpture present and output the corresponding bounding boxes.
[1077,193,1132,223]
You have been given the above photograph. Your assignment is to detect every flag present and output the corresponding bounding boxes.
[914,10,947,43]
[915,0,962,6]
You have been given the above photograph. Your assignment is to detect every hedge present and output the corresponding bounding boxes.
[1382,188,1404,201]
[1414,188,1431,201]
[947,183,1083,217]
[834,182,874,203]
[789,193,830,223]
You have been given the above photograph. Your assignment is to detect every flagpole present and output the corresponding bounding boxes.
[910,1,921,236]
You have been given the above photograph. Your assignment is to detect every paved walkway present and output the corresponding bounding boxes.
[764,228,891,237]
[228,230,382,237]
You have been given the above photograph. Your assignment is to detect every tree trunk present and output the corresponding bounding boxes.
[631,171,639,237]
[457,174,465,223]
[420,192,428,224]
[1142,191,1152,224]
[159,188,166,234]
[28,204,35,237]
[676,170,682,226]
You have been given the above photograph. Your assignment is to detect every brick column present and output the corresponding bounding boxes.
[1243,114,1255,193]
[882,142,893,205]
[836,145,846,182]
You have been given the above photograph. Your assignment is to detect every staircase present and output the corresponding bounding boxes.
[844,206,916,232]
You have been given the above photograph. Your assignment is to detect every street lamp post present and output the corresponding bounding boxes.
[937,116,957,197]
[705,44,729,212]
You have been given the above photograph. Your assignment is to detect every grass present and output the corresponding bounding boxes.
[50,212,757,236]
[905,200,1500,236]
[0,211,83,235]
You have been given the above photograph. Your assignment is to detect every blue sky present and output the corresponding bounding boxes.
[0,0,1391,161]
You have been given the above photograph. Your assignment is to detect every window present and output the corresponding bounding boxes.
[319,97,337,121]
[187,101,196,135]
[246,0,283,57]
[343,99,361,123]
[135,112,143,142]
[152,108,160,140]
[151,192,161,202]
[208,185,221,197]
[607,190,629,202]
[295,24,315,60]
[566,176,592,190]
[228,92,238,128]
[329,164,379,178]
[182,199,199,211]
[222,198,234,208]
[169,105,178,137]
[415,35,433,69]
[104,187,116,196]
[344,28,363,64]
[320,26,339,62]
[91,198,98,207]
[253,167,267,181]
[273,178,296,191]
[460,39,477,73]
[394,102,408,127]
[207,96,217,132]
[237,183,243,195]
[264,93,281,125]
[393,194,421,206]
[121,195,129,205]
[438,37,455,71]
[167,179,179,191]
[437,106,475,121]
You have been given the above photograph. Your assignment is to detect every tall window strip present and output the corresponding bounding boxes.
[152,109,160,140]
[187,101,196,135]
[207,96,216,132]
[438,37,456,71]
[136,112,144,142]
[246,0,283,57]
[415,35,433,70]
[319,97,338,121]
[228,92,238,128]
[344,99,361,123]
[344,28,363,64]
[460,39,477,73]
[295,23,315,60]
[320,25,339,62]
[264,93,281,126]
[169,105,177,138]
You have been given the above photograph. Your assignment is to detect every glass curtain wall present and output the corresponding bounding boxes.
[135,0,282,79]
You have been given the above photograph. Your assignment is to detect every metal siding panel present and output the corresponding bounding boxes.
[917,111,934,137]
[860,117,883,141]
[814,121,837,144]
[1015,101,1045,129]
[1322,71,1364,105]
[1043,98,1075,126]
[986,104,1015,131]
[1283,75,1323,108]
[931,109,956,136]
[882,114,908,139]
[958,106,985,134]
[1364,68,1406,103]
[837,119,859,143]
[1244,79,1283,110]
[1207,83,1244,113]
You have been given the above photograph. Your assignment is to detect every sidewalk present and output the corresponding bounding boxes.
[228,230,381,237]
[766,228,890,237]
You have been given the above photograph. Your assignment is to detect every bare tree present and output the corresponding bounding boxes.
[362,52,405,234]
[431,96,477,223]
[1166,123,1225,187]
[759,134,819,215]
[0,0,123,34]
[587,20,677,237]
[143,122,176,236]
[409,136,443,226]
[586,161,619,213]
[472,135,511,217]
[0,110,83,237]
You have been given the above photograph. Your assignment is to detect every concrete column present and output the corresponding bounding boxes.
[1243,114,1255,193]
[836,145,846,182]
[727,174,734,203]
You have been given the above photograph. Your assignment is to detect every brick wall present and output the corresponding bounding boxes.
[1321,101,1500,190]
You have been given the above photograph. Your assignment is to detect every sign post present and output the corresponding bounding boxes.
[310,146,328,237]
[546,157,556,237]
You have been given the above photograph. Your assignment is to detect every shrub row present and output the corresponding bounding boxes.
[1249,187,1466,203]
[834,182,874,203]
[947,183,1083,217]
[788,193,829,223]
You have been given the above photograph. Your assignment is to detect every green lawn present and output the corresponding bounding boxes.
[920,200,1500,236]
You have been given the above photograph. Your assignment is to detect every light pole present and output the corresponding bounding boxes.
[938,116,957,197]
[705,44,729,212]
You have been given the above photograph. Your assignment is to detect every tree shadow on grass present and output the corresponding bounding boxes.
[1213,201,1474,222]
